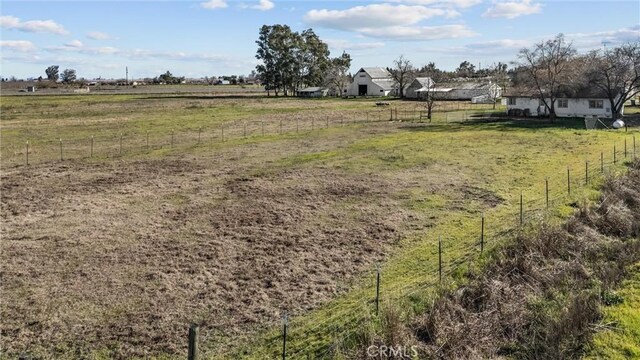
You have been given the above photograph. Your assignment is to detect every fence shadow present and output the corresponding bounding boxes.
[400,117,593,133]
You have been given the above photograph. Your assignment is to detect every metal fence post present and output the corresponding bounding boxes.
[438,235,443,283]
[282,313,288,360]
[188,324,199,360]
[375,265,381,316]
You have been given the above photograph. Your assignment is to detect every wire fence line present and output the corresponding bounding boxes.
[210,136,637,360]
[2,108,501,168]
[2,107,636,358]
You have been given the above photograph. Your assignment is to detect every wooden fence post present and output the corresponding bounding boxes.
[601,152,604,173]
[120,133,123,155]
[59,139,63,161]
[567,167,571,196]
[25,141,29,165]
[91,136,94,158]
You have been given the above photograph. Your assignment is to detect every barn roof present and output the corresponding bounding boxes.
[372,78,396,91]
[360,67,392,79]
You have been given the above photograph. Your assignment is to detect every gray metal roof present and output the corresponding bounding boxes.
[359,67,392,79]
[298,87,325,92]
[372,78,396,90]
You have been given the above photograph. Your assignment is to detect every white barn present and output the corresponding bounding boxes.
[505,87,623,118]
[346,67,395,97]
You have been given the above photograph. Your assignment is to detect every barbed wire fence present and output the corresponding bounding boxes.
[2,106,507,168]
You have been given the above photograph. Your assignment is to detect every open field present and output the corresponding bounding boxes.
[1,93,638,358]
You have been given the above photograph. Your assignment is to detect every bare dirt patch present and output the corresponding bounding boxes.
[1,155,411,358]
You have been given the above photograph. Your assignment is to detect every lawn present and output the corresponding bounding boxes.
[0,93,637,359]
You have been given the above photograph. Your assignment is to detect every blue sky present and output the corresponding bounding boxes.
[1,0,639,79]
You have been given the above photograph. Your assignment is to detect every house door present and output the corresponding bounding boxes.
[358,85,367,96]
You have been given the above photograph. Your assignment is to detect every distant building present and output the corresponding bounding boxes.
[431,80,502,101]
[297,87,328,98]
[346,67,395,97]
[405,77,434,99]
[26,86,36,93]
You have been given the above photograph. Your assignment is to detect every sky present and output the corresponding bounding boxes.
[1,0,639,80]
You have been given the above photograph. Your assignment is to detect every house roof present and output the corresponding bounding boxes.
[504,85,615,99]
[359,67,392,79]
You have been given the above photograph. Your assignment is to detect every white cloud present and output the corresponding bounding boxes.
[201,0,228,9]
[251,0,274,10]
[325,39,385,51]
[0,40,36,52]
[360,24,476,41]
[568,25,640,50]
[87,31,111,40]
[483,0,542,19]
[0,15,68,35]
[65,39,84,48]
[305,4,459,31]
[391,0,483,8]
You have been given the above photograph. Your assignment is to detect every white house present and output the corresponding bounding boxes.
[405,77,433,99]
[297,87,328,98]
[346,67,395,97]
[505,87,622,118]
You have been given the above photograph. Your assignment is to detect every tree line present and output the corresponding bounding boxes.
[255,24,351,96]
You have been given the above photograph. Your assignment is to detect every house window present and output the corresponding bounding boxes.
[589,100,604,109]
[359,74,366,78]
[507,98,516,105]
[557,99,568,108]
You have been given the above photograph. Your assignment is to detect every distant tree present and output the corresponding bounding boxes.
[296,29,330,91]
[156,70,184,85]
[388,55,416,98]
[324,51,352,96]
[60,69,77,84]
[456,61,476,78]
[255,24,331,96]
[45,65,59,82]
[585,42,640,119]
[516,34,576,122]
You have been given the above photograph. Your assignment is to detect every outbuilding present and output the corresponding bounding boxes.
[297,87,328,98]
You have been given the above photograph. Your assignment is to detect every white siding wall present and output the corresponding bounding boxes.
[507,97,618,118]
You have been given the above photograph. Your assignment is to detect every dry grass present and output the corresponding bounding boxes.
[347,161,640,359]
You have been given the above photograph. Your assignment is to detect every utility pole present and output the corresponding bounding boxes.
[126,66,129,86]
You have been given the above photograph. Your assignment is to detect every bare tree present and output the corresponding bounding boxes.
[516,34,576,122]
[389,55,416,99]
[488,62,508,109]
[585,42,640,119]
[418,63,444,121]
